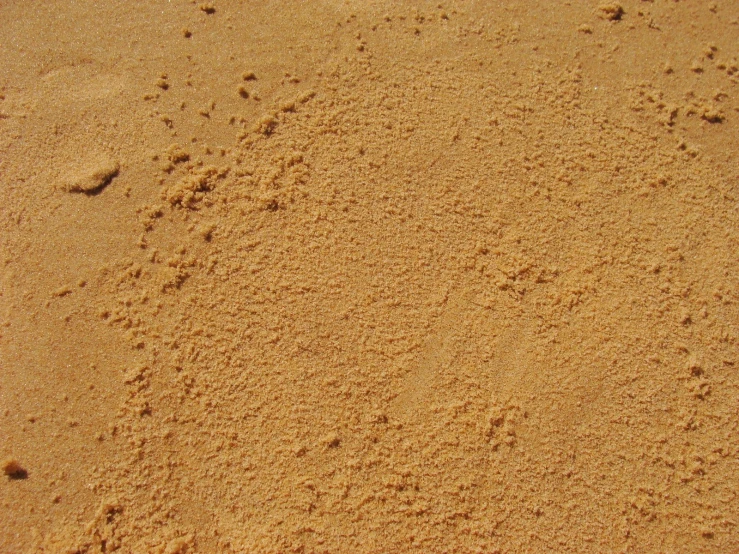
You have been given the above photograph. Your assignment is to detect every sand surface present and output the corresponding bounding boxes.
[1,1,739,552]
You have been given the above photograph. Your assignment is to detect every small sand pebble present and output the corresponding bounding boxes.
[3,458,27,479]
[198,223,216,240]
[322,432,341,448]
[52,285,72,297]
[700,106,724,123]
[62,157,120,194]
[598,3,624,21]
[164,535,194,554]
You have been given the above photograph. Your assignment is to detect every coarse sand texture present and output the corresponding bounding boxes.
[1,1,739,553]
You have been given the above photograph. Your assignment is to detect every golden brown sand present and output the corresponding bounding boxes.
[1,1,739,552]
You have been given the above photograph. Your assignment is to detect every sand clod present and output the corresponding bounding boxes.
[61,156,120,194]
[3,458,27,480]
[598,3,624,21]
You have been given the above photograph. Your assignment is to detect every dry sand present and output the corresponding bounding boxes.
[1,1,739,552]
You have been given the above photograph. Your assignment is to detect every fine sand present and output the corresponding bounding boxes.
[1,1,739,552]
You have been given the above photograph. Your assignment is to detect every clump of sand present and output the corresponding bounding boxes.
[60,155,120,194]
[3,458,27,480]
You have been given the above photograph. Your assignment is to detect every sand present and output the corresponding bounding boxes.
[1,1,738,552]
